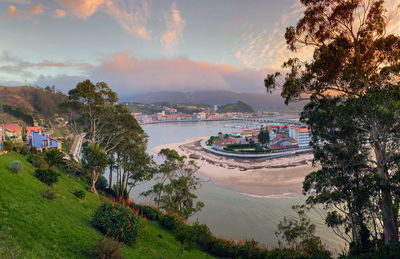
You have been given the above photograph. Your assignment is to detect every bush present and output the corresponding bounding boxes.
[89,237,123,259]
[10,160,22,173]
[91,201,144,245]
[20,145,29,155]
[133,204,161,221]
[159,213,185,232]
[41,189,57,200]
[96,175,108,192]
[27,153,48,169]
[3,141,12,152]
[34,169,58,186]
[73,190,85,199]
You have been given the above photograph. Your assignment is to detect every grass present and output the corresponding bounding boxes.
[0,152,215,258]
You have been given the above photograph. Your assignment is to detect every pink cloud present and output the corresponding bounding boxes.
[89,52,270,94]
[161,0,185,52]
[56,0,104,19]
[104,0,152,39]
[53,9,66,18]
[7,4,43,19]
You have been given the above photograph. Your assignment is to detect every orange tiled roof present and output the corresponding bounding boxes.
[26,126,42,135]
[4,124,22,134]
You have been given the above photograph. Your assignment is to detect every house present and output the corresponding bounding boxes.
[268,138,298,150]
[26,126,42,135]
[27,131,62,151]
[4,124,22,140]
[212,138,237,151]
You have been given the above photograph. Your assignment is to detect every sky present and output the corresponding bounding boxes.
[0,0,399,96]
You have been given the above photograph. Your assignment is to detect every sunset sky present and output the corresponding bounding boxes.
[0,0,399,96]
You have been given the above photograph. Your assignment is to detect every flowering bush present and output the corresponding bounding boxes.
[91,201,144,245]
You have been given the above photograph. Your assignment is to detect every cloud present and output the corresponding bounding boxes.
[88,51,270,95]
[0,0,30,4]
[34,74,88,91]
[7,3,43,19]
[53,9,66,18]
[104,0,152,39]
[0,51,92,79]
[160,0,185,52]
[56,0,105,19]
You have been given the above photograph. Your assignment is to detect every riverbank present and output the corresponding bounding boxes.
[151,137,316,197]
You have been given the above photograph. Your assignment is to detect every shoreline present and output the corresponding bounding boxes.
[151,137,317,197]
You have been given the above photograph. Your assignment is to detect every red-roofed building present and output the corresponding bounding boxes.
[26,126,42,135]
[289,126,312,147]
[4,124,22,140]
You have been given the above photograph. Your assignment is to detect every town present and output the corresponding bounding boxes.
[208,123,312,154]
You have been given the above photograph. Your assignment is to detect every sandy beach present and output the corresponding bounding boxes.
[151,137,317,197]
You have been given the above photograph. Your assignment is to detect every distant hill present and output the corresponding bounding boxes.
[0,86,67,119]
[121,90,306,111]
[217,101,254,113]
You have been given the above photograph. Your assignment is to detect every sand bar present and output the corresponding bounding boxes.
[151,137,317,197]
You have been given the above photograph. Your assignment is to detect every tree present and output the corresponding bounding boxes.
[142,149,204,219]
[45,149,64,169]
[265,0,400,246]
[258,127,270,146]
[82,143,108,193]
[276,205,319,246]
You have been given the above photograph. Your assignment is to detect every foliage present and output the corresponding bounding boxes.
[73,190,85,199]
[95,175,108,192]
[44,149,64,169]
[264,0,400,249]
[3,141,12,152]
[10,160,22,173]
[217,101,254,113]
[19,145,29,155]
[88,237,123,259]
[40,189,57,200]
[3,104,34,125]
[276,205,321,249]
[34,169,58,186]
[206,136,222,146]
[91,201,144,245]
[258,126,270,145]
[82,143,108,192]
[27,153,48,169]
[142,149,203,219]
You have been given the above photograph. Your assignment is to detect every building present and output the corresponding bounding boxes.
[4,124,22,141]
[212,139,237,151]
[27,131,62,151]
[26,126,43,135]
[289,126,312,147]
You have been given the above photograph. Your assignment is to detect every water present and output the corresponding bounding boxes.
[127,120,343,251]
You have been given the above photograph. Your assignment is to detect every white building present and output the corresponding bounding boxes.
[289,126,312,147]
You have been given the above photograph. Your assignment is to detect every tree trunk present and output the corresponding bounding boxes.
[90,170,99,194]
[108,164,113,189]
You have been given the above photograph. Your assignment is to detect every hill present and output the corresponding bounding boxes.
[121,90,306,111]
[217,101,254,113]
[0,85,67,119]
[0,152,214,258]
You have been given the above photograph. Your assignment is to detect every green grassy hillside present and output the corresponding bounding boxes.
[217,101,254,113]
[0,152,214,258]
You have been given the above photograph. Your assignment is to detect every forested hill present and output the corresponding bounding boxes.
[217,101,254,113]
[0,86,67,118]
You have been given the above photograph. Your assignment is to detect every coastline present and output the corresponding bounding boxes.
[151,136,317,197]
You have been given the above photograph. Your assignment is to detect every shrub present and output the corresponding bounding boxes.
[91,202,144,245]
[159,213,184,232]
[73,190,85,199]
[3,141,12,152]
[41,189,57,200]
[191,221,213,250]
[27,153,48,169]
[34,169,58,186]
[89,237,123,259]
[133,204,161,221]
[20,145,29,155]
[10,160,22,173]
[96,175,108,192]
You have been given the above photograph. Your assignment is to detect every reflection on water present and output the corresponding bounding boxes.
[124,120,342,251]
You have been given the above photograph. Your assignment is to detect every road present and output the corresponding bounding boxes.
[70,133,85,161]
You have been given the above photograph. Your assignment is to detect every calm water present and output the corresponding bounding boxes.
[127,120,343,251]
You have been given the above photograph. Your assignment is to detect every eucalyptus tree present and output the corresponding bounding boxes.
[82,143,108,193]
[265,0,400,245]
[142,148,204,219]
